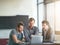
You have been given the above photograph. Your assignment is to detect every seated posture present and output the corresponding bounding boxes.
[42,20,53,42]
[26,18,39,42]
[8,22,27,45]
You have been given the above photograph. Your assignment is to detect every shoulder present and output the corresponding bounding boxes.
[33,26,39,29]
[24,27,30,32]
[23,29,30,35]
[33,26,39,32]
[23,29,29,33]
[10,29,17,35]
[11,29,16,32]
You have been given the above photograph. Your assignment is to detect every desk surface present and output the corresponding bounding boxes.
[19,42,54,45]
[31,43,54,45]
[18,41,60,45]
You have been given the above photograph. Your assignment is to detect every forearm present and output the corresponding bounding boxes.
[15,40,22,43]
[12,35,22,43]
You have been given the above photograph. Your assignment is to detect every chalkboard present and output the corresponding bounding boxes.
[0,15,28,29]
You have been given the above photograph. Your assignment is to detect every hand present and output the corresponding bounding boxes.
[19,40,22,43]
[22,38,25,42]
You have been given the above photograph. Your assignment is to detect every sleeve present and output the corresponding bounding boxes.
[24,30,31,42]
[42,29,44,36]
[11,30,17,35]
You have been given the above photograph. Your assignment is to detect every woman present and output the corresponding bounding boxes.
[42,20,53,42]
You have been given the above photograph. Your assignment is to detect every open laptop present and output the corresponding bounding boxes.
[31,35,43,44]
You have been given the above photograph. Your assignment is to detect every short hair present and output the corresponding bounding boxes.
[29,18,35,22]
[42,20,49,25]
[17,22,24,28]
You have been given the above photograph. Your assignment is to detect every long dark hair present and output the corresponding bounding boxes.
[42,20,51,39]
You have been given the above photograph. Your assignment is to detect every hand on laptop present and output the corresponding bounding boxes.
[22,38,25,42]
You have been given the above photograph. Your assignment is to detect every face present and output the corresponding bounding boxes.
[17,25,24,32]
[42,23,49,30]
[29,20,35,28]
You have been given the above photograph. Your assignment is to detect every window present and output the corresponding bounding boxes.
[46,1,60,31]
[46,3,55,31]
[55,1,60,31]
[38,0,44,3]
[37,0,45,32]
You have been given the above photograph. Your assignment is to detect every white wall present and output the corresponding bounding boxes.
[0,0,37,26]
[0,0,32,16]
[0,0,37,38]
[46,3,55,41]
[47,1,60,31]
[55,1,60,31]
[46,1,60,41]
[46,3,55,31]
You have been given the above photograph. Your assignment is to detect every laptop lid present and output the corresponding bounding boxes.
[31,35,43,44]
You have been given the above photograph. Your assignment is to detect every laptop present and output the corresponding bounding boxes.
[31,35,43,44]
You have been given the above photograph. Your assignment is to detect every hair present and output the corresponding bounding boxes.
[42,20,49,26]
[17,22,24,28]
[29,18,35,22]
[42,20,51,31]
[42,20,51,40]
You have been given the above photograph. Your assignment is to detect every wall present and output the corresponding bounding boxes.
[46,2,55,32]
[0,0,37,38]
[0,0,32,16]
[55,1,60,31]
[46,1,60,41]
[46,2,55,41]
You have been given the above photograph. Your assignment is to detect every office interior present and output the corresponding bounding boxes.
[0,0,60,45]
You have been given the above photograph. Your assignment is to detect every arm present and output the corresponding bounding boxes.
[11,30,22,43]
[12,35,22,43]
[24,30,31,42]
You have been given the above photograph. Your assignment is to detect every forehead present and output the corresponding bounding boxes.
[18,25,23,27]
[42,23,47,25]
[29,20,35,22]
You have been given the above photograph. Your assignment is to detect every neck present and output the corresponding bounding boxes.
[29,26,33,29]
[18,30,22,33]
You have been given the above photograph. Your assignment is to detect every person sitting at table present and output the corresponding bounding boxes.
[8,22,28,45]
[42,20,54,42]
[26,18,39,42]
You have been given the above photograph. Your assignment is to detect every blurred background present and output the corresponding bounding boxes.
[0,0,60,45]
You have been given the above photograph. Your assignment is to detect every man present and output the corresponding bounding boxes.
[26,18,39,42]
[8,22,27,45]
